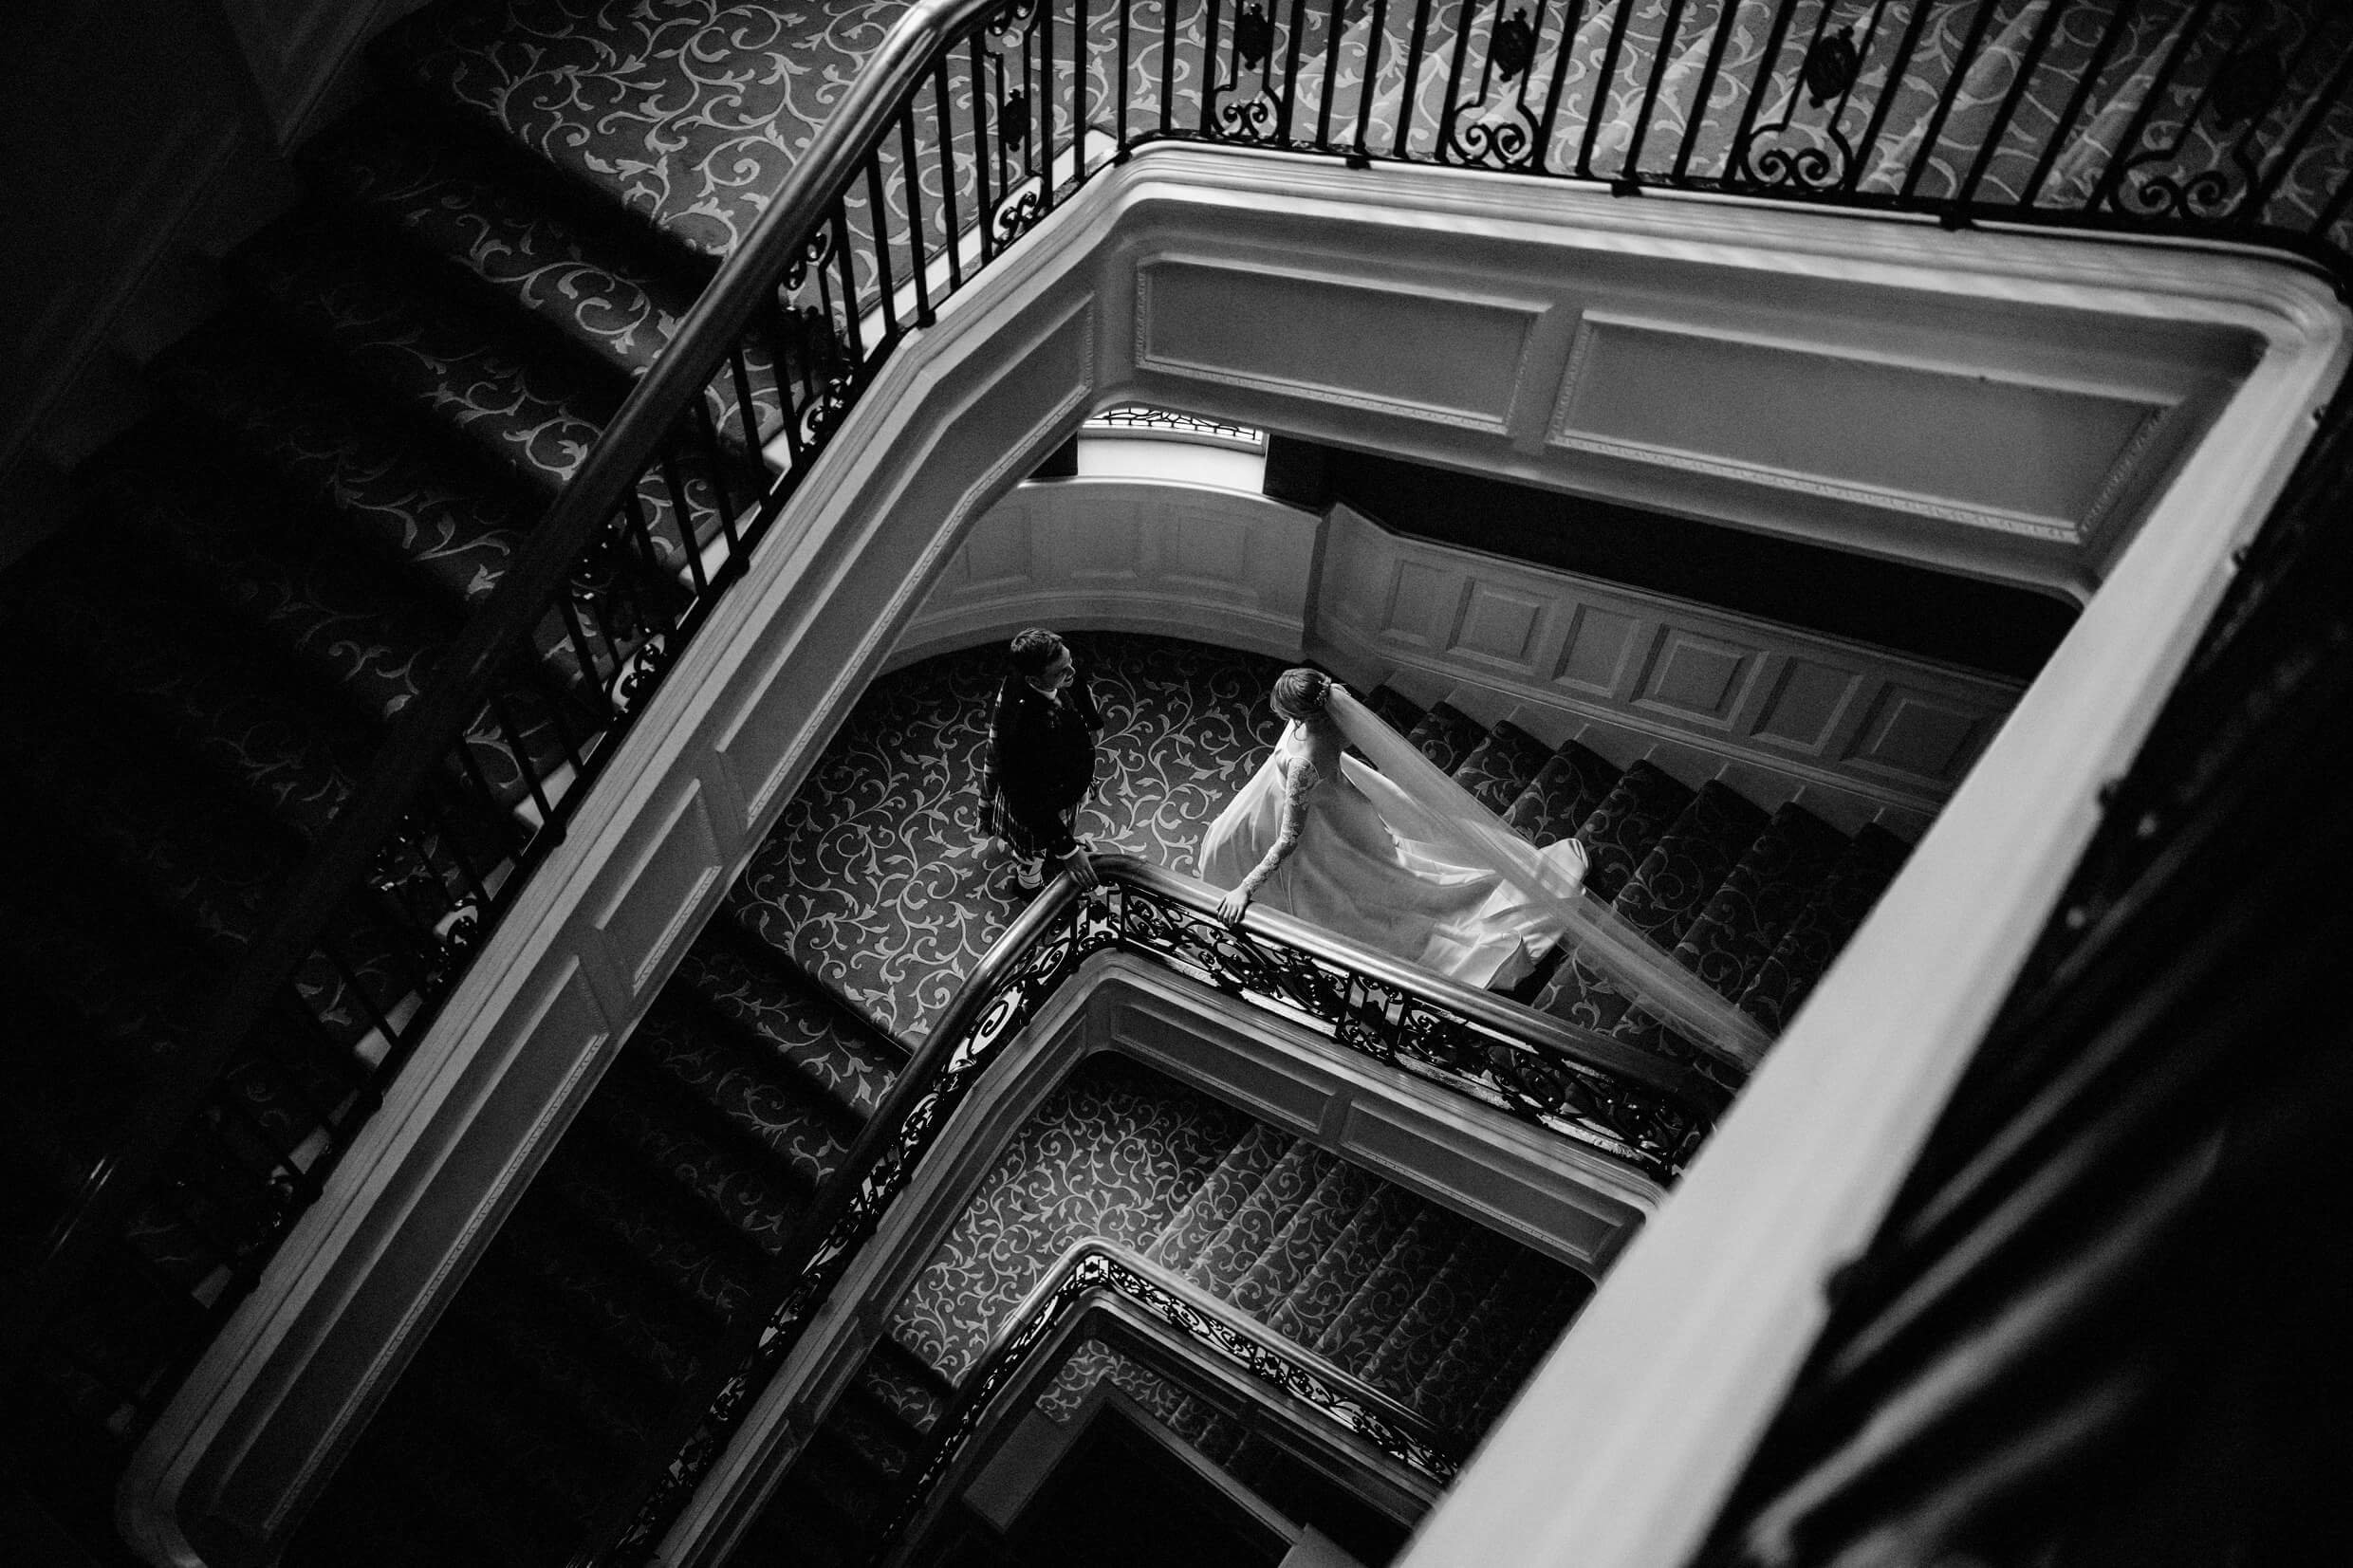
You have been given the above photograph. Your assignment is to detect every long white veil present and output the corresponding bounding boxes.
[1326,686,1772,1070]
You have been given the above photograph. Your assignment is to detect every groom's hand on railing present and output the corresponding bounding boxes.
[1062,846,1100,889]
[1215,888,1251,924]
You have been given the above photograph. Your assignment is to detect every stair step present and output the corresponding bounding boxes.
[1409,1248,1562,1437]
[856,1337,955,1439]
[92,438,473,729]
[1501,740,1621,848]
[306,104,694,384]
[1263,1183,1423,1350]
[29,565,367,847]
[1666,802,1850,1005]
[1226,1160,1382,1319]
[481,1191,721,1398]
[1574,760,1697,903]
[1359,1223,1516,1403]
[1186,1139,1339,1300]
[1310,1203,1466,1374]
[1451,719,1554,813]
[629,997,854,1191]
[1364,684,1425,738]
[1146,1121,1293,1274]
[1403,700,1484,773]
[583,1052,815,1259]
[1614,782,1773,951]
[827,1389,920,1482]
[673,928,906,1124]
[532,1127,764,1332]
[1464,1269,1593,1438]
[1737,822,1914,1032]
[154,319,547,613]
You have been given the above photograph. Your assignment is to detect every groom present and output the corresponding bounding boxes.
[986,628,1102,892]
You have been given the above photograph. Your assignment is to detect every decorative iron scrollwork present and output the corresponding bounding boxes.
[1802,25,1860,108]
[1234,4,1273,70]
[2211,41,2285,131]
[998,88,1029,150]
[1491,8,1535,83]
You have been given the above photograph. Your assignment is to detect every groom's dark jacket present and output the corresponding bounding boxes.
[987,665,1102,858]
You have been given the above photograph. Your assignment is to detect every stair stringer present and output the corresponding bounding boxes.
[659,952,1655,1568]
[118,145,2345,1568]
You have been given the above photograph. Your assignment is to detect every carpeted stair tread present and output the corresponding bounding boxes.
[0,674,299,968]
[581,1055,814,1258]
[1403,700,1484,773]
[1613,782,1772,951]
[1225,1161,1383,1319]
[427,1265,676,1459]
[231,208,625,498]
[1263,1183,1425,1351]
[1145,1119,1294,1273]
[1737,822,1914,1032]
[154,319,548,607]
[1501,741,1621,849]
[1537,779,1772,1035]
[1184,1139,1341,1300]
[1359,1224,1516,1402]
[857,1339,954,1438]
[1465,1270,1592,1436]
[1408,1249,1565,1437]
[477,1191,721,1397]
[628,997,855,1191]
[1666,802,1850,1005]
[532,1127,764,1329]
[673,928,906,1123]
[1451,720,1555,813]
[1364,684,1425,738]
[1574,760,1697,903]
[30,567,369,847]
[89,441,480,728]
[829,1390,920,1481]
[1309,1204,1467,1374]
[305,103,695,382]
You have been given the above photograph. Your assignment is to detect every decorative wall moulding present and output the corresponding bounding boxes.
[1134,257,1548,434]
[1315,506,2024,827]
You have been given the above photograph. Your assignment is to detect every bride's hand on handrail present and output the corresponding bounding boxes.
[1215,888,1251,924]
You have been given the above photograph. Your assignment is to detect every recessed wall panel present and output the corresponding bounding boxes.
[1851,687,1989,784]
[1754,658,1861,754]
[1384,561,1454,646]
[1454,582,1546,668]
[1551,317,2168,539]
[1557,606,1640,695]
[1639,631,1753,727]
[1138,260,1541,432]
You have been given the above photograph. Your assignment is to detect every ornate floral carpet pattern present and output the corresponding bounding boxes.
[729,632,1285,1037]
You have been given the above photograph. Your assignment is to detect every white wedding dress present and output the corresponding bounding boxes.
[1197,720,1589,990]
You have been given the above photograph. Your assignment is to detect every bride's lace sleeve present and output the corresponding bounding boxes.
[1237,756,1321,897]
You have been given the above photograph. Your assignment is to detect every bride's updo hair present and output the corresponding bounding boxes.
[1271,667,1331,721]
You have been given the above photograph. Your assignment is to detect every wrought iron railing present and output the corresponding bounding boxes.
[586,856,1714,1564]
[1083,404,1269,446]
[873,1241,1457,1562]
[22,0,2353,1472]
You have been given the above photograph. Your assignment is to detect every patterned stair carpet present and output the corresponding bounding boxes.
[723,1056,1591,1568]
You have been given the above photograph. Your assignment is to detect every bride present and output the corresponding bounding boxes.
[1198,668,1772,1068]
[1199,668,1587,991]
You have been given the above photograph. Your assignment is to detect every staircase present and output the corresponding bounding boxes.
[721,1055,1591,1568]
[266,634,1902,1566]
[1364,690,1911,1087]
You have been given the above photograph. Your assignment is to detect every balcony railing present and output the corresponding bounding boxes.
[584,854,1716,1564]
[875,1240,1456,1562]
[19,0,2353,1473]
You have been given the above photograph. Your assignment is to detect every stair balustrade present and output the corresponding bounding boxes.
[584,854,1714,1565]
[18,0,2353,1500]
[875,1240,1458,1564]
